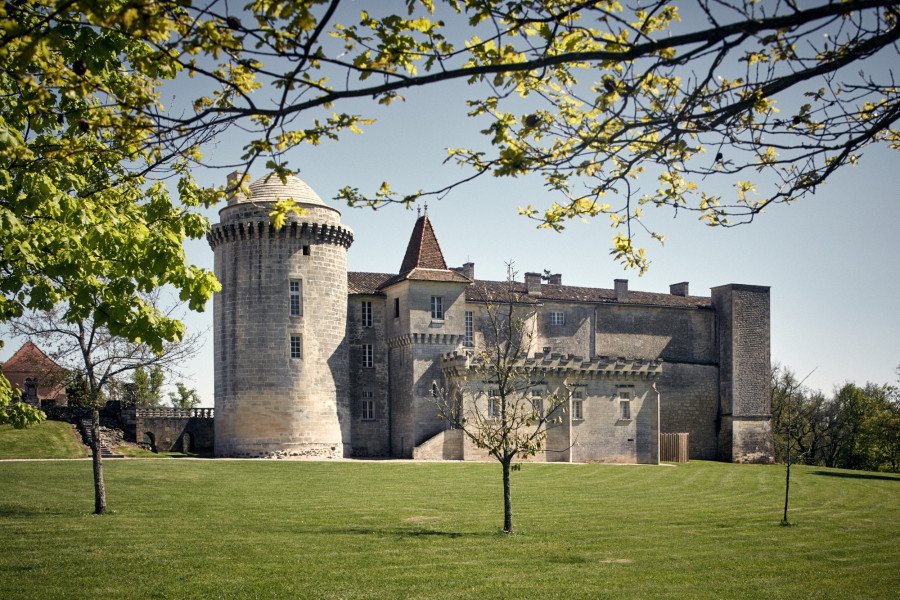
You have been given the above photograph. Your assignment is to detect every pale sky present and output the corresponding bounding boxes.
[3,2,898,404]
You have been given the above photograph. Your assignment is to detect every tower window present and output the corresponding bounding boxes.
[549,311,565,325]
[431,296,444,320]
[302,245,311,256]
[361,301,373,327]
[290,335,302,359]
[362,344,374,368]
[361,391,375,420]
[394,297,400,319]
[572,399,583,420]
[464,311,474,347]
[290,280,302,316]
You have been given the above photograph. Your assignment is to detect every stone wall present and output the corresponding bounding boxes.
[124,407,215,453]
[658,363,720,460]
[347,294,390,457]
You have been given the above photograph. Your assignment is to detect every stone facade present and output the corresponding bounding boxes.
[210,174,774,463]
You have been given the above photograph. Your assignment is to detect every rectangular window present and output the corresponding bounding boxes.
[549,311,565,325]
[361,301,373,327]
[572,399,583,420]
[361,391,375,420]
[533,397,544,416]
[362,344,373,368]
[464,311,474,347]
[431,296,444,320]
[290,335,302,359]
[619,390,631,420]
[487,396,500,419]
[394,297,400,318]
[302,245,310,256]
[289,280,302,316]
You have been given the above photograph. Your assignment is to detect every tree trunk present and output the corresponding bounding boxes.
[91,407,107,515]
[782,446,791,525]
[502,459,512,534]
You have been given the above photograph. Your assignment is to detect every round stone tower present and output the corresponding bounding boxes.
[207,172,353,458]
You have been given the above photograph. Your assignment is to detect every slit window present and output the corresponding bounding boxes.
[394,298,400,318]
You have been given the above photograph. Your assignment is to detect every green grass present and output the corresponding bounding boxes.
[0,460,897,599]
[0,420,89,459]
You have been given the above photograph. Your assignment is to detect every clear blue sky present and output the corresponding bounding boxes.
[3,2,898,404]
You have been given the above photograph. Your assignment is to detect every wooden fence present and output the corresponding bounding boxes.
[660,433,689,462]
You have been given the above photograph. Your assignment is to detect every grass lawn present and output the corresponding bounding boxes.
[0,420,89,459]
[0,459,896,599]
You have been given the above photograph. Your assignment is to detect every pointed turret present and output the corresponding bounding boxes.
[379,214,469,289]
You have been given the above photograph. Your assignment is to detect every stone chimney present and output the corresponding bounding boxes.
[524,272,542,296]
[461,262,475,280]
[669,282,689,297]
[614,278,628,301]
[547,273,562,285]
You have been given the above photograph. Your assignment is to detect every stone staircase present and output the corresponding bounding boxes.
[79,419,125,459]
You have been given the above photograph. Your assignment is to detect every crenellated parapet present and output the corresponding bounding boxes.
[387,333,463,348]
[207,220,354,249]
[441,350,663,380]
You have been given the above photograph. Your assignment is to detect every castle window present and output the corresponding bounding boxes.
[572,399,583,420]
[431,296,444,320]
[290,335,302,359]
[619,390,631,420]
[487,394,500,419]
[289,280,302,316]
[394,297,400,319]
[549,311,565,325]
[361,391,375,420]
[362,344,374,368]
[532,397,544,417]
[464,311,474,347]
[302,245,310,256]
[361,301,373,327]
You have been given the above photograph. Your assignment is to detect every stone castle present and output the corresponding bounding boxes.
[207,173,773,463]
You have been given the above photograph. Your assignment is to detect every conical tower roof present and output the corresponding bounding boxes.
[378,214,470,288]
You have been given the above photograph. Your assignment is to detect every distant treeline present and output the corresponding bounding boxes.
[771,365,899,473]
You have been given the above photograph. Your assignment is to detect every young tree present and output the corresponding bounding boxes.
[169,383,201,409]
[433,266,569,534]
[131,367,165,408]
[2,2,897,273]
[10,306,203,514]
[771,364,816,525]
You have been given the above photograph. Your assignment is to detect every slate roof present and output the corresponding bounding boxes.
[347,272,712,309]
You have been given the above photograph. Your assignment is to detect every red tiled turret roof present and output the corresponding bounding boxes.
[377,215,470,289]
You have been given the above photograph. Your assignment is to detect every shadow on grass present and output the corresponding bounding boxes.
[812,471,899,482]
[332,527,499,539]
[0,503,68,517]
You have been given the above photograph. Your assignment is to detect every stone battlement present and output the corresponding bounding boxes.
[207,220,354,249]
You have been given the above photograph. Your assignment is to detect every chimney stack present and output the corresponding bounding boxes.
[547,273,562,285]
[669,282,689,297]
[614,278,628,301]
[461,262,475,280]
[524,272,542,296]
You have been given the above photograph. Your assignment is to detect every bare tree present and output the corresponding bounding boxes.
[9,301,203,514]
[434,265,570,534]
